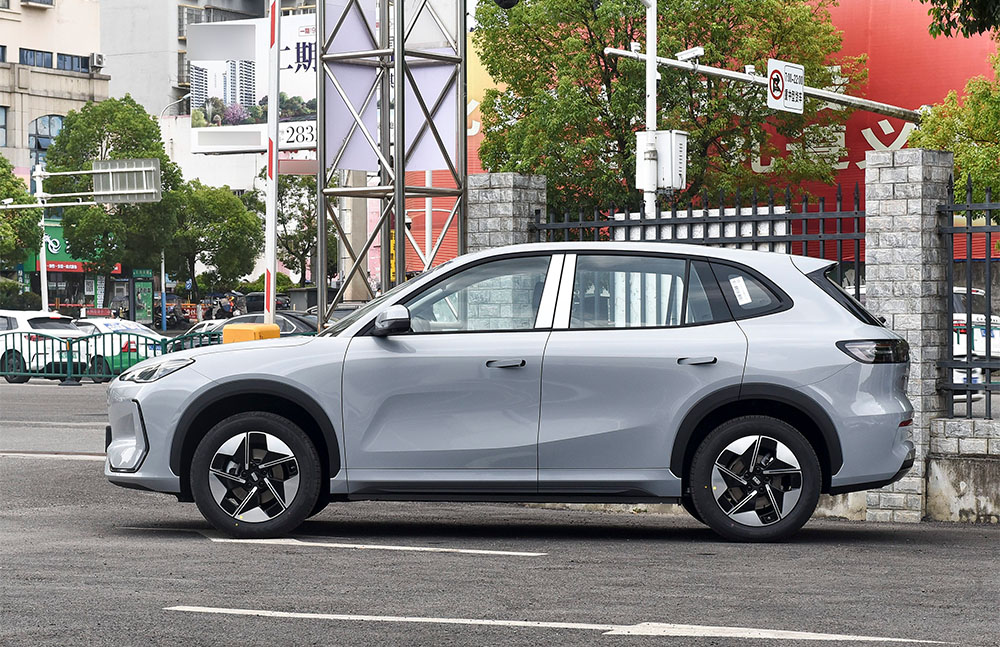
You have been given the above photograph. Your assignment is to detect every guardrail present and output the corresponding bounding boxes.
[0,329,315,384]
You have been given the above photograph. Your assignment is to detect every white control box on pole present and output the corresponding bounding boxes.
[635,130,688,192]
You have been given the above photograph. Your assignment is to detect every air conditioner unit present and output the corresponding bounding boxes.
[89,53,106,69]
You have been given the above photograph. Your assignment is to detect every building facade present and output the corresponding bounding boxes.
[0,0,109,181]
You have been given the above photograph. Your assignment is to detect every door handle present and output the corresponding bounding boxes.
[677,356,717,366]
[486,358,526,369]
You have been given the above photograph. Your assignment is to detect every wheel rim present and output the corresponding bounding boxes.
[207,431,300,523]
[711,435,803,527]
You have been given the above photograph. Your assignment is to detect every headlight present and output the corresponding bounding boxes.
[119,357,194,383]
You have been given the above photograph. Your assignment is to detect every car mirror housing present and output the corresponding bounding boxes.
[372,305,411,337]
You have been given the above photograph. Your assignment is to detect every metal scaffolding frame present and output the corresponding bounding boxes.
[318,0,467,321]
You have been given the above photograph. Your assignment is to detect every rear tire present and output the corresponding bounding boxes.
[190,412,321,539]
[690,415,820,542]
[90,357,112,384]
[2,351,29,384]
[681,495,704,525]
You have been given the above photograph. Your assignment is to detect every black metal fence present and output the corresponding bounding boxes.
[940,177,1000,418]
[533,184,866,299]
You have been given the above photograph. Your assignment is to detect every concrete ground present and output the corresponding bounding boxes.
[1,381,998,647]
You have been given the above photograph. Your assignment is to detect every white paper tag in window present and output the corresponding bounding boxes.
[730,276,753,306]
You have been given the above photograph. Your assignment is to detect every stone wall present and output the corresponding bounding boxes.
[467,173,546,253]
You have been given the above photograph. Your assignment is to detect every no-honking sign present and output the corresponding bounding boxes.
[766,58,804,114]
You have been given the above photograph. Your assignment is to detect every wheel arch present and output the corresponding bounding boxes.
[671,384,843,493]
[170,379,341,500]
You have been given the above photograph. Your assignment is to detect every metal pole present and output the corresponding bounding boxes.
[604,48,923,124]
[425,169,432,259]
[642,0,657,221]
[316,0,327,329]
[379,0,392,292]
[160,251,167,332]
[33,166,49,312]
[264,0,282,324]
[393,0,406,286]
[456,0,467,255]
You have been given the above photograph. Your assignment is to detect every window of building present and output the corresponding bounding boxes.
[28,114,63,168]
[20,48,53,68]
[0,45,7,62]
[0,107,7,147]
[178,6,204,38]
[56,53,90,73]
[0,1,9,10]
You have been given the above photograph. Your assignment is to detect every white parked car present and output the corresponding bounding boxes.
[72,317,168,381]
[0,309,88,383]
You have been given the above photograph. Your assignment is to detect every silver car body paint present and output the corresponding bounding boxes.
[105,242,914,502]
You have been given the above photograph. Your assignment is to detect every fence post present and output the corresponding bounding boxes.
[466,173,547,254]
[60,338,81,386]
[863,148,953,522]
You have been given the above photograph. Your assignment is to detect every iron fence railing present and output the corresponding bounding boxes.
[532,185,866,299]
[939,177,1000,418]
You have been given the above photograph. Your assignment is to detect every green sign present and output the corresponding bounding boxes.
[134,279,154,324]
[133,268,154,278]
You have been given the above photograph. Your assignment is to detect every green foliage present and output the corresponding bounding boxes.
[921,0,1000,37]
[473,0,865,208]
[0,282,41,310]
[160,180,264,299]
[909,54,1000,213]
[243,168,337,286]
[0,155,42,269]
[237,271,294,294]
[44,95,182,280]
[191,109,208,128]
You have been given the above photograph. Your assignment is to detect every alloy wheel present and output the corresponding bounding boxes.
[207,431,300,523]
[710,435,803,527]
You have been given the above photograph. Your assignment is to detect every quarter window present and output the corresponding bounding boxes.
[570,255,727,329]
[405,256,551,333]
[712,264,783,318]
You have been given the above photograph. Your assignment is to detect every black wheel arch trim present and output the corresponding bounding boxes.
[670,382,844,485]
[169,378,341,479]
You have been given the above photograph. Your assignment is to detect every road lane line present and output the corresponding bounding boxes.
[164,606,951,643]
[0,451,105,461]
[203,535,548,557]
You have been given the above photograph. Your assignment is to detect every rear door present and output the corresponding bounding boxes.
[538,253,748,498]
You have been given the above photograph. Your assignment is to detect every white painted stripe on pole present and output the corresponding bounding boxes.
[203,535,547,557]
[0,451,105,462]
[163,606,951,643]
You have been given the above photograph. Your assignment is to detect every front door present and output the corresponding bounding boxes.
[342,254,558,495]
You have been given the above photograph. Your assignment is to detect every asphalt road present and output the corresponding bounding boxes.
[1,381,998,647]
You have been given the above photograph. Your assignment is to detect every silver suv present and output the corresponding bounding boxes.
[105,243,914,542]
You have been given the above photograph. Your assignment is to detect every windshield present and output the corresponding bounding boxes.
[318,261,456,337]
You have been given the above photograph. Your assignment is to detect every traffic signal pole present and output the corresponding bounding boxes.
[642,0,657,221]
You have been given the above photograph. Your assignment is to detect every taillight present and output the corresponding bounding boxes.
[28,334,40,342]
[953,321,967,334]
[837,339,909,364]
[122,341,138,353]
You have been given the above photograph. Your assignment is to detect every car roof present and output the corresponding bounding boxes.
[0,309,72,320]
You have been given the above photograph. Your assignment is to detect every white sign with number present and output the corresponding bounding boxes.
[766,58,804,114]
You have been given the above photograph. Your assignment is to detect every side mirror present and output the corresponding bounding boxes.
[372,304,411,337]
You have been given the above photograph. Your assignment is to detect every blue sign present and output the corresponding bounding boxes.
[185,279,193,290]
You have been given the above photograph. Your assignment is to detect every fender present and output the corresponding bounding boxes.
[169,378,340,477]
[669,383,843,480]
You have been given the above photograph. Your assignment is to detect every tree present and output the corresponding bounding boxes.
[0,155,42,270]
[243,168,337,286]
[44,95,182,302]
[160,180,264,300]
[473,0,865,208]
[238,271,295,294]
[223,103,250,125]
[909,54,1000,214]
[921,0,1000,37]
[191,108,208,128]
[203,97,226,124]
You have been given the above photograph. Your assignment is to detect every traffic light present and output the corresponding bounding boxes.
[494,0,520,8]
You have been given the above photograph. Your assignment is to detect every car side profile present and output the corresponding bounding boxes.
[105,242,914,542]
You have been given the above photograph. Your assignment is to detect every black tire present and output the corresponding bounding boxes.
[190,412,321,539]
[3,351,30,384]
[690,415,820,543]
[307,494,330,519]
[680,495,705,525]
[90,357,112,384]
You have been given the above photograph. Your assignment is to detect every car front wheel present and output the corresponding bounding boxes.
[690,416,820,542]
[190,412,321,538]
[2,351,29,384]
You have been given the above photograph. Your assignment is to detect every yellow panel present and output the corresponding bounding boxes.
[222,323,281,344]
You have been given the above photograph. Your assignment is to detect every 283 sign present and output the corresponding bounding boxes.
[280,122,317,147]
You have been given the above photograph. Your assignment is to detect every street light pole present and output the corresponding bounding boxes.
[642,0,657,221]
[158,92,190,331]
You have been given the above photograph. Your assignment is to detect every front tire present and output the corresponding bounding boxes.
[190,412,321,538]
[690,416,820,542]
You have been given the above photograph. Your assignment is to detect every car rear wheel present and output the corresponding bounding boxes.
[2,351,29,384]
[680,495,704,525]
[690,416,820,542]
[190,412,321,539]
[90,357,112,384]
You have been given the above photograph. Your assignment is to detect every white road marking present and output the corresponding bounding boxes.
[203,535,547,557]
[0,451,105,462]
[164,606,951,643]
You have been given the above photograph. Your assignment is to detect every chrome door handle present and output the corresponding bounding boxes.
[677,356,717,365]
[486,358,526,369]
